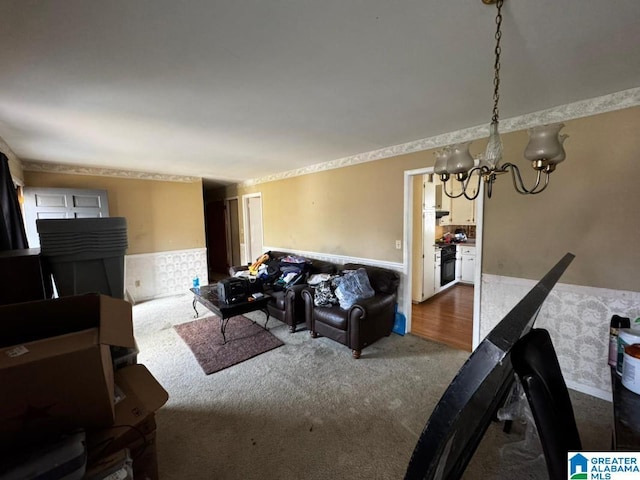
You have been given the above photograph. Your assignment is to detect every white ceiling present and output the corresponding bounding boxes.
[1,0,639,186]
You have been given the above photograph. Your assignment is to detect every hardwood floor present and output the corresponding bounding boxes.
[411,284,474,352]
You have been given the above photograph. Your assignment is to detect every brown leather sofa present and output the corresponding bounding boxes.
[229,251,337,333]
[301,263,400,358]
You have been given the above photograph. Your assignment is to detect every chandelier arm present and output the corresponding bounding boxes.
[487,176,494,198]
[529,172,551,195]
[503,163,544,195]
[442,180,466,199]
[462,170,483,200]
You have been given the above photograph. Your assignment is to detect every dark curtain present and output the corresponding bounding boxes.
[0,152,29,250]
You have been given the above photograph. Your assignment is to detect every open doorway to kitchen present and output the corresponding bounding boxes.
[402,167,484,352]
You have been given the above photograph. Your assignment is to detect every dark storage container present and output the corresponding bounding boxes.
[37,218,128,299]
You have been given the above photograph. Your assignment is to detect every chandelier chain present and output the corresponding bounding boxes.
[491,0,503,124]
[436,0,564,200]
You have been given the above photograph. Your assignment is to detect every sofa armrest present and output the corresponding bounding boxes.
[347,293,396,350]
[283,284,309,328]
[349,293,396,320]
[301,287,316,329]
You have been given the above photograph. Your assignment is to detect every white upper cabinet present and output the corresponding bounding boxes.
[443,180,476,226]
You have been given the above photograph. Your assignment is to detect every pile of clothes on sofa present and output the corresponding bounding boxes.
[234,251,311,291]
[308,267,375,310]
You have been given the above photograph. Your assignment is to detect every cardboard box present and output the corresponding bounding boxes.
[0,294,134,446]
[87,364,168,464]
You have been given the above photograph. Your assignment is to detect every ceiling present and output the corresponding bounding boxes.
[1,1,639,187]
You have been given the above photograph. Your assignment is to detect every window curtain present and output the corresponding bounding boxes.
[0,152,29,250]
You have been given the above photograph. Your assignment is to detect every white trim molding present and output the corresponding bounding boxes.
[241,87,640,187]
[481,273,640,401]
[22,161,201,183]
[124,248,207,303]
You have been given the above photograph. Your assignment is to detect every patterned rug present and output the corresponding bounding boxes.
[174,315,284,374]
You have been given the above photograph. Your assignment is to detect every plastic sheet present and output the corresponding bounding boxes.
[334,268,374,309]
[496,377,544,464]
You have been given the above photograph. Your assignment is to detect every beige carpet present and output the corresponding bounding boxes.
[174,315,283,374]
[132,294,611,480]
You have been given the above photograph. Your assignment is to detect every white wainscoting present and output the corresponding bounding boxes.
[124,248,208,303]
[481,274,640,401]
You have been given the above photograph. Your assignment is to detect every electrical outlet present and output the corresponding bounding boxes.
[395,240,402,250]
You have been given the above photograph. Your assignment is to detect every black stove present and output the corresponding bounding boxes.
[440,244,456,286]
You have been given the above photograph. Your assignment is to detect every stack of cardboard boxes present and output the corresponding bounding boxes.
[0,294,168,479]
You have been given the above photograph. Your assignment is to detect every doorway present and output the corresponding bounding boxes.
[402,167,484,351]
[242,193,264,264]
[204,200,229,276]
[225,197,241,268]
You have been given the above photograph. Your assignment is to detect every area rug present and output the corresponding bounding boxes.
[174,315,284,374]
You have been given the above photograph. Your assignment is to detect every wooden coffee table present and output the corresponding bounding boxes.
[190,284,271,344]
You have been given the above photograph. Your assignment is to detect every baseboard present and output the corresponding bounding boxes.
[566,379,612,403]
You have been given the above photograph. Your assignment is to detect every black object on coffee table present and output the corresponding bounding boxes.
[190,284,271,344]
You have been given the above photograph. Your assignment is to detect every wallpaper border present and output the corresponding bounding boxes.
[242,87,640,186]
[22,161,201,183]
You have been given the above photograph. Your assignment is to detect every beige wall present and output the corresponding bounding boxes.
[227,106,640,293]
[229,149,434,262]
[482,106,640,291]
[24,172,206,255]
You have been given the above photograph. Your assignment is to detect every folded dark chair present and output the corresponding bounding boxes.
[510,328,582,480]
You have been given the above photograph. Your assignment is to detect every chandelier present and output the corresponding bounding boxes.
[435,0,568,199]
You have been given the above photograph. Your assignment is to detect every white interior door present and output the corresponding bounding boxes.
[243,193,263,263]
[421,176,437,300]
[23,187,109,248]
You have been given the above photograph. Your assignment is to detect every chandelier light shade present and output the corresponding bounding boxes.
[434,149,450,177]
[447,142,474,178]
[436,0,568,199]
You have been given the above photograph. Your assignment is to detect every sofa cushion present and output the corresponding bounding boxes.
[309,259,337,275]
[313,305,348,331]
[343,263,399,295]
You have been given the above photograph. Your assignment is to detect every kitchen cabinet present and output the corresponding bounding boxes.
[460,246,476,284]
[436,180,476,226]
[451,196,476,225]
[435,184,452,226]
[448,181,476,225]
